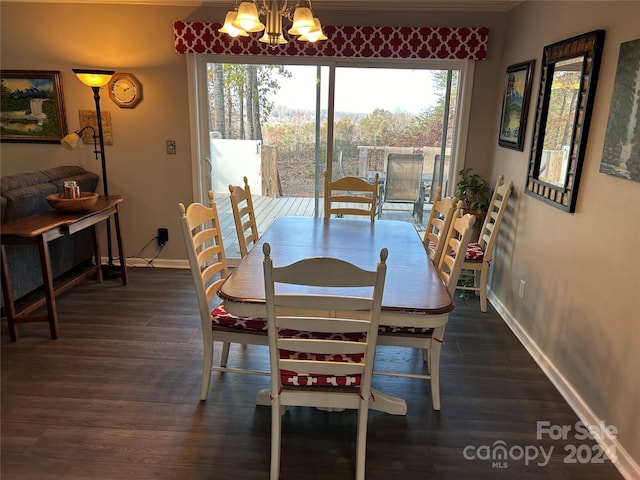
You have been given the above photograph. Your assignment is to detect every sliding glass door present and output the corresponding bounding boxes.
[188,55,472,254]
[331,66,458,201]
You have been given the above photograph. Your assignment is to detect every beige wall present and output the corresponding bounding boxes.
[489,1,640,474]
[0,2,504,262]
[1,1,638,475]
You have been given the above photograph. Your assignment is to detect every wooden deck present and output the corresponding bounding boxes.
[214,194,430,260]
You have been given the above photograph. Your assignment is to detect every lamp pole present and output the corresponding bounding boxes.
[70,68,118,277]
[90,85,115,269]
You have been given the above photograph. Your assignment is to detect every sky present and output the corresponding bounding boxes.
[267,65,440,114]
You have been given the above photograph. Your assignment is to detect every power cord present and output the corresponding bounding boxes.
[127,236,164,267]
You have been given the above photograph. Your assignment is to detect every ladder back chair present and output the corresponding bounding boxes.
[324,171,379,220]
[423,187,459,266]
[263,242,388,480]
[378,153,425,222]
[229,176,259,258]
[178,191,268,401]
[377,206,476,410]
[458,175,513,312]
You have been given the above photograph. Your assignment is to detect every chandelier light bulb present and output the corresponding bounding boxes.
[290,6,315,36]
[219,10,249,37]
[233,1,265,33]
[299,17,327,42]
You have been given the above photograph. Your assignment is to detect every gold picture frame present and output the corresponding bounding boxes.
[0,70,68,143]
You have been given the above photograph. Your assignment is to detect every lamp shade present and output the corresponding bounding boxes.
[72,69,115,87]
[299,18,327,42]
[232,1,265,33]
[61,132,82,150]
[219,11,249,37]
[289,6,315,36]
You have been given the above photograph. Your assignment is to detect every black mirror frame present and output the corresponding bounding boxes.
[525,30,605,213]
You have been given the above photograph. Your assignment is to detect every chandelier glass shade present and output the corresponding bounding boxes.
[219,11,250,37]
[298,18,327,42]
[219,1,326,47]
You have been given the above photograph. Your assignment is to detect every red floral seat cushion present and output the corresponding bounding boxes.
[378,325,434,335]
[279,330,367,387]
[212,305,366,387]
[212,303,268,331]
[465,242,484,261]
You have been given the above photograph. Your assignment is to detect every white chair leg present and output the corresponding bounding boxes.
[355,400,369,480]
[430,333,443,411]
[479,263,490,312]
[422,348,431,374]
[200,337,214,401]
[270,398,282,480]
[474,268,481,296]
[220,341,231,366]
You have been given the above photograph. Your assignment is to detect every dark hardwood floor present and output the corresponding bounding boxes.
[1,268,623,479]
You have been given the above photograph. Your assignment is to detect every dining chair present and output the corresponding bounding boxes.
[178,191,268,401]
[324,171,379,220]
[458,175,513,312]
[422,187,459,266]
[229,176,259,258]
[377,206,476,410]
[262,242,388,480]
[377,153,426,222]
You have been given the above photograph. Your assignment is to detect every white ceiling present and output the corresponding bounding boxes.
[3,0,522,13]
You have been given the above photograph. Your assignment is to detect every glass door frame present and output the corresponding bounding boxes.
[186,54,475,206]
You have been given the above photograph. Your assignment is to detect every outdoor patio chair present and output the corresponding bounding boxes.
[377,153,426,222]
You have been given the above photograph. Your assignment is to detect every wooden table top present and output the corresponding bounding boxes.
[219,216,454,315]
[1,195,123,238]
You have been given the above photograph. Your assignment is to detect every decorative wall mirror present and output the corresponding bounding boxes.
[526,30,605,212]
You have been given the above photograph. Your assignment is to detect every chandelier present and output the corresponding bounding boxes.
[219,1,327,47]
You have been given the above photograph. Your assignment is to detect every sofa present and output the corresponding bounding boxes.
[1,165,99,306]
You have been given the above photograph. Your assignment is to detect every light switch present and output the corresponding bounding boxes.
[166,140,176,155]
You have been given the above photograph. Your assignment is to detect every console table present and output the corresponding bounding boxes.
[1,195,127,341]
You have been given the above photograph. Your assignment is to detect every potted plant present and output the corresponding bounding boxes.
[455,168,491,214]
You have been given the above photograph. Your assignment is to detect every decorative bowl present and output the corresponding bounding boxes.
[46,192,99,213]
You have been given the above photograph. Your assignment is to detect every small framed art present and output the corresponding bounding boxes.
[498,60,535,151]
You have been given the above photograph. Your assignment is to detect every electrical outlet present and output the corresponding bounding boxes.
[157,228,169,247]
[166,140,176,155]
[519,280,526,299]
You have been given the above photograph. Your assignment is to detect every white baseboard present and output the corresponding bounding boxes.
[126,258,189,269]
[101,257,190,270]
[488,290,639,480]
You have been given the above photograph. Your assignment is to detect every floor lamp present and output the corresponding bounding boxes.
[61,68,120,278]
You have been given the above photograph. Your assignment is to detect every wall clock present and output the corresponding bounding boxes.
[108,72,142,108]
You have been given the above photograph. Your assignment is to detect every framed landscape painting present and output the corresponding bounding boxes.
[498,60,535,151]
[600,38,640,182]
[0,70,68,143]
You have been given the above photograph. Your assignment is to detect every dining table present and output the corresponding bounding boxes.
[218,215,454,415]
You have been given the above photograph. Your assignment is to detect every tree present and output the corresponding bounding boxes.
[208,63,291,141]
[210,64,225,137]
